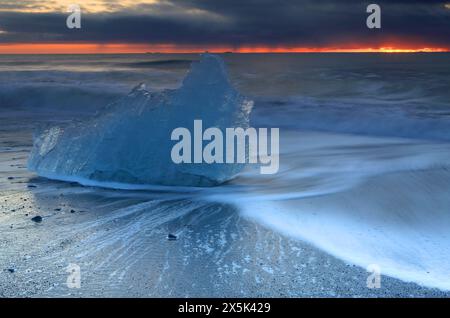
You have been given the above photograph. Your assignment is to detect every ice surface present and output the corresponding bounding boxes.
[28,54,253,187]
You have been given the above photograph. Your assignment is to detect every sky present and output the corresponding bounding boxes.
[0,0,448,53]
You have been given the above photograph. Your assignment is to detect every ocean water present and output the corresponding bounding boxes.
[1,53,450,295]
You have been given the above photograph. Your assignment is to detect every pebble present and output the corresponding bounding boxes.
[31,216,43,223]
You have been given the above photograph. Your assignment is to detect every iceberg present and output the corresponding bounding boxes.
[28,54,253,187]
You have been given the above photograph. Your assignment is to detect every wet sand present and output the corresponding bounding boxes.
[1,175,449,297]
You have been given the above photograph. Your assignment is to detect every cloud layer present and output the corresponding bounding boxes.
[0,0,448,49]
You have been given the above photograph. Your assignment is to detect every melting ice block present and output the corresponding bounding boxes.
[28,54,253,187]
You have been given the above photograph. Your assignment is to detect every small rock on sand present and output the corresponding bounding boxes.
[31,216,43,223]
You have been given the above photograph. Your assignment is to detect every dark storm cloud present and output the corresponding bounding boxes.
[0,0,448,47]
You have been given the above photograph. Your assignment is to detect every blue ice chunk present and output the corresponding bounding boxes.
[28,54,253,187]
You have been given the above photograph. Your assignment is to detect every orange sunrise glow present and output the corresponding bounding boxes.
[0,43,448,54]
